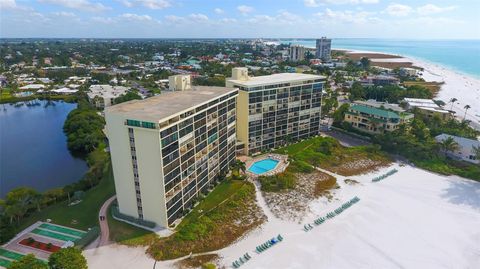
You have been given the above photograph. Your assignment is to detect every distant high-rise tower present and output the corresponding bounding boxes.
[315,37,331,62]
[288,45,306,62]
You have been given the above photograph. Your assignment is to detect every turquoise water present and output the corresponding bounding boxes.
[279,39,480,78]
[248,159,279,175]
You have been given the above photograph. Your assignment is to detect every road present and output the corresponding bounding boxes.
[98,195,116,247]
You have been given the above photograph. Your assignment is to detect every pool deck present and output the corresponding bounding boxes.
[245,154,289,178]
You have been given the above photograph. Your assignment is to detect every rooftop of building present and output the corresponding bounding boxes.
[105,86,237,122]
[354,100,405,113]
[403,98,440,108]
[349,104,411,119]
[435,134,480,148]
[227,73,325,87]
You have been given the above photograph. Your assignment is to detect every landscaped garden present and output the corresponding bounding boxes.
[108,179,265,262]
[19,238,61,253]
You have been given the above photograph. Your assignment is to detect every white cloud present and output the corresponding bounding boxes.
[385,3,412,17]
[417,4,456,15]
[220,18,237,23]
[316,8,380,24]
[91,16,115,24]
[214,8,224,14]
[38,0,110,12]
[135,0,170,10]
[52,11,76,17]
[120,13,153,22]
[0,0,17,9]
[188,13,209,22]
[119,0,133,7]
[165,15,185,23]
[305,0,379,7]
[237,5,254,15]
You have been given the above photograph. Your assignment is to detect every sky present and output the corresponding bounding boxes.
[1,0,479,38]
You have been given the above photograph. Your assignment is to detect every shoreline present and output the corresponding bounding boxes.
[339,48,480,129]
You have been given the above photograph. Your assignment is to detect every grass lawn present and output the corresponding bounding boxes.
[17,163,115,232]
[275,136,391,176]
[107,207,155,245]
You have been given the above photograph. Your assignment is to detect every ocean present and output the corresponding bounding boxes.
[278,39,480,79]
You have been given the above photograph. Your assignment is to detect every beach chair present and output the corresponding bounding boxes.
[233,261,239,268]
[277,234,283,241]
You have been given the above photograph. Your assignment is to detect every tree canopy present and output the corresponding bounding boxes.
[48,247,88,269]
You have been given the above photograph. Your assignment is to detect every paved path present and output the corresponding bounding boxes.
[98,195,116,247]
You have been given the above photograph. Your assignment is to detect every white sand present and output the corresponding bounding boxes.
[344,49,480,130]
[85,164,480,269]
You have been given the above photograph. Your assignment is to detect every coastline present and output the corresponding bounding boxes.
[339,48,480,130]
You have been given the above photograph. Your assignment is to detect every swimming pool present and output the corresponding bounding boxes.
[248,158,279,175]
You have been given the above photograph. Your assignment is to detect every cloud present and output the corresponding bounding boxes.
[52,11,77,17]
[220,18,237,23]
[385,3,412,17]
[118,0,133,7]
[38,0,110,12]
[214,8,224,14]
[135,0,170,10]
[188,13,209,22]
[304,0,379,7]
[0,0,17,9]
[120,13,153,22]
[316,8,380,24]
[417,4,457,15]
[237,5,254,15]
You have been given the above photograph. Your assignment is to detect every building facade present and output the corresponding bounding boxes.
[344,103,414,134]
[315,37,332,62]
[435,134,480,164]
[88,85,129,109]
[288,45,306,62]
[105,85,238,227]
[226,68,325,155]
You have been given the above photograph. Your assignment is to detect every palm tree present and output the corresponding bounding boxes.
[440,137,459,157]
[449,98,457,110]
[230,160,246,177]
[463,105,471,120]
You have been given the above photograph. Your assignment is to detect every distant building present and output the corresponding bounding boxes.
[226,67,326,155]
[19,84,45,90]
[288,45,306,62]
[88,85,129,109]
[360,75,400,87]
[315,37,332,62]
[344,103,414,134]
[435,134,480,164]
[403,98,454,121]
[169,75,191,91]
[399,67,419,77]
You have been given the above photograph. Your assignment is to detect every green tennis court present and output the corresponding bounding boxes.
[39,223,86,238]
[0,248,24,261]
[0,258,11,268]
[32,228,79,242]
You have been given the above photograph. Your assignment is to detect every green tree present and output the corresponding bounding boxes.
[9,254,48,269]
[472,146,480,165]
[49,247,88,269]
[333,103,350,124]
[360,57,371,70]
[3,188,40,224]
[114,91,142,104]
[439,137,459,157]
[230,160,246,177]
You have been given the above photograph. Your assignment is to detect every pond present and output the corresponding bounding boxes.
[0,100,89,197]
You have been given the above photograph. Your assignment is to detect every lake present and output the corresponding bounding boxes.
[0,100,88,197]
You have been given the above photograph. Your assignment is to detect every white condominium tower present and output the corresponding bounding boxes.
[315,37,332,62]
[226,68,325,155]
[288,45,306,62]
[105,81,238,227]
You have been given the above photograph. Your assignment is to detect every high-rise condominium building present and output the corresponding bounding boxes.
[288,45,306,62]
[105,83,238,227]
[226,68,325,155]
[315,37,332,62]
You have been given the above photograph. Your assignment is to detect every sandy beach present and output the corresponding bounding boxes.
[84,163,480,269]
[343,49,480,130]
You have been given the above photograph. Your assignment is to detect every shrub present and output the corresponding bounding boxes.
[258,172,296,192]
[111,204,156,228]
[75,226,99,249]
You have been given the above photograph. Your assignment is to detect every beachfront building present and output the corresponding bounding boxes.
[88,85,129,109]
[435,134,480,164]
[226,67,325,155]
[359,75,400,87]
[288,45,306,62]
[344,102,414,134]
[105,82,238,227]
[315,37,332,62]
[403,98,454,121]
